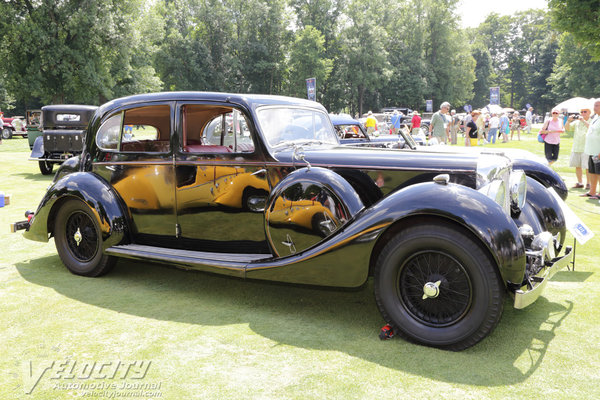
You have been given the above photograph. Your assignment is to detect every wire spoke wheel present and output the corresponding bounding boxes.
[55,200,116,277]
[65,211,99,262]
[397,251,472,327]
[374,222,504,350]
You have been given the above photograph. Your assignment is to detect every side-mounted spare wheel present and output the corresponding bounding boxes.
[54,199,116,277]
[265,167,363,257]
[374,222,504,351]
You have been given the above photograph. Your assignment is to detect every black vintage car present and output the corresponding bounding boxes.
[13,92,578,350]
[29,104,98,175]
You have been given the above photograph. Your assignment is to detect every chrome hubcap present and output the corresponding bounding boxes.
[422,280,441,300]
[73,228,82,247]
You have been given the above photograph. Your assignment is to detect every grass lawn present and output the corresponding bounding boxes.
[1,133,599,399]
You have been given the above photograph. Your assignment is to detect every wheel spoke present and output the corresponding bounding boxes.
[398,250,472,327]
[65,211,98,262]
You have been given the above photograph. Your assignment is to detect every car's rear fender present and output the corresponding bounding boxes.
[24,172,128,249]
[29,135,45,159]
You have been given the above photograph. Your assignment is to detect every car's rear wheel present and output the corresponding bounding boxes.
[54,200,116,277]
[39,161,54,175]
[374,222,504,351]
[1,128,12,139]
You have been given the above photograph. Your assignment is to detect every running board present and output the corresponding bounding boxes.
[105,244,272,277]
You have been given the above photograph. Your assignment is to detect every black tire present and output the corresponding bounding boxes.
[54,200,116,277]
[374,222,504,351]
[39,160,54,175]
[1,128,12,139]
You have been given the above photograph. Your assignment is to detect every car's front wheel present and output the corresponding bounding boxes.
[374,222,504,351]
[1,128,12,139]
[39,161,54,175]
[54,200,116,277]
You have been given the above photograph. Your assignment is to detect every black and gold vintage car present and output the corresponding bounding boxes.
[29,104,98,175]
[13,92,579,350]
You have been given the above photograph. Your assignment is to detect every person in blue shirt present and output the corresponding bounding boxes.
[390,110,401,135]
[499,113,510,143]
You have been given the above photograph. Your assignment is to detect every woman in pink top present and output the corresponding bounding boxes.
[540,109,565,165]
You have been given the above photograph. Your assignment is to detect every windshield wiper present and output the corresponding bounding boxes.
[271,139,324,150]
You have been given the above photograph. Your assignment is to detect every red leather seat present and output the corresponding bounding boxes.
[184,144,231,153]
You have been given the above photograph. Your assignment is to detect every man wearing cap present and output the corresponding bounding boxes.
[525,107,533,134]
[365,111,378,136]
[566,108,591,189]
[429,102,450,144]
[390,110,401,135]
[448,109,460,145]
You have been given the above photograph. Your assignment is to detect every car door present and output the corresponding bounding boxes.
[174,102,271,254]
[92,102,178,245]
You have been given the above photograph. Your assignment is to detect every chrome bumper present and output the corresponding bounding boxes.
[513,246,573,309]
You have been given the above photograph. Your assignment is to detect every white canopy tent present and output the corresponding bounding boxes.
[553,97,595,113]
[484,104,503,114]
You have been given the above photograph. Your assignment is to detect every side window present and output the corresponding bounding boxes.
[120,105,170,153]
[182,105,254,153]
[96,113,122,151]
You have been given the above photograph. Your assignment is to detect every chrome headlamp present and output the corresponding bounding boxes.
[509,170,527,212]
[478,179,507,212]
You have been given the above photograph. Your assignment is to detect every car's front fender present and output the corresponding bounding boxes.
[247,181,526,288]
[24,172,128,249]
[363,181,527,286]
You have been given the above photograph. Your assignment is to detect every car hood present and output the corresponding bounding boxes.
[424,144,548,165]
[273,145,481,173]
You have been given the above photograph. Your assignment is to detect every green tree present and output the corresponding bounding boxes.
[471,45,492,107]
[549,33,600,100]
[549,0,600,60]
[0,0,161,105]
[380,0,430,110]
[339,0,390,116]
[289,0,344,109]
[287,26,333,100]
[154,0,214,91]
[423,0,475,108]
[231,0,290,94]
[474,9,559,111]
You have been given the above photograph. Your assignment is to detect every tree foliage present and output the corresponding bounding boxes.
[0,0,161,108]
[549,0,600,60]
[0,0,596,116]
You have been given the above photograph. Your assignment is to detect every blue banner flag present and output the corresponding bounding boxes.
[306,78,316,101]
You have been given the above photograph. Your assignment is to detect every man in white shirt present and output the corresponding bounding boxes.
[525,107,533,134]
[488,113,500,144]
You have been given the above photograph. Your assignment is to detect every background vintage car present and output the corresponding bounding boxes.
[1,116,28,139]
[29,104,97,175]
[13,91,579,351]
[330,114,425,148]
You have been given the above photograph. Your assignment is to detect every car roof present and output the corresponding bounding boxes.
[329,114,360,125]
[96,92,326,116]
[41,104,99,112]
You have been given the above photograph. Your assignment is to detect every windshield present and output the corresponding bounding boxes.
[257,107,339,148]
[398,127,418,150]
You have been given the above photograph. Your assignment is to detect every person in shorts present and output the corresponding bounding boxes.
[465,110,479,147]
[581,100,600,199]
[540,108,564,166]
[510,112,521,141]
[410,111,422,136]
[565,107,591,189]
[365,111,377,136]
